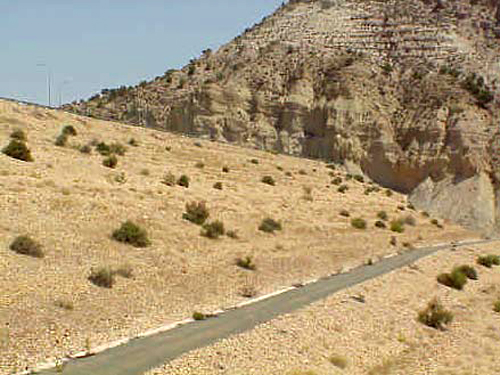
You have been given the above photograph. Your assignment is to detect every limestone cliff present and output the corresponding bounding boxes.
[64,0,500,232]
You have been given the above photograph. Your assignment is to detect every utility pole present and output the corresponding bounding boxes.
[58,79,71,107]
[36,63,52,107]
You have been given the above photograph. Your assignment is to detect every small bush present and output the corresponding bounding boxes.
[345,174,353,181]
[222,166,229,173]
[375,220,386,229]
[128,138,139,147]
[109,142,127,156]
[385,189,393,197]
[430,219,439,226]
[112,221,150,247]
[95,142,111,156]
[494,300,500,313]
[10,129,26,141]
[404,215,417,226]
[103,155,118,168]
[202,220,225,239]
[329,355,348,369]
[195,161,205,169]
[261,176,275,186]
[377,211,388,221]
[351,218,367,230]
[332,177,343,185]
[339,209,350,217]
[62,125,77,136]
[390,236,397,246]
[477,254,500,268]
[80,144,92,154]
[2,140,33,162]
[250,158,259,164]
[302,186,313,201]
[276,166,284,171]
[213,182,223,190]
[337,184,349,194]
[140,169,150,176]
[259,218,282,233]
[177,174,190,188]
[183,201,209,225]
[55,134,68,147]
[418,298,453,330]
[353,174,364,183]
[9,235,44,258]
[421,211,430,217]
[390,219,405,233]
[226,230,239,239]
[89,267,115,288]
[455,265,478,280]
[397,205,406,211]
[236,256,256,271]
[285,171,292,177]
[437,269,467,290]
[161,172,176,186]
[192,311,206,321]
[298,169,307,175]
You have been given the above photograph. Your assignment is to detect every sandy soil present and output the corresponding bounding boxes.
[149,243,500,375]
[0,100,474,373]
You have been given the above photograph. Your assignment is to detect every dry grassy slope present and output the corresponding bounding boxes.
[0,99,473,373]
[149,243,500,375]
[64,0,500,232]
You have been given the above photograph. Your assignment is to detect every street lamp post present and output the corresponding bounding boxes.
[36,63,51,107]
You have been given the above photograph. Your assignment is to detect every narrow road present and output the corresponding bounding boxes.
[40,239,495,375]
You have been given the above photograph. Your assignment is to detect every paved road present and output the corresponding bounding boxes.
[39,239,495,375]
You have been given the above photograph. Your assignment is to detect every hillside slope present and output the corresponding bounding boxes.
[65,0,500,232]
[0,99,472,373]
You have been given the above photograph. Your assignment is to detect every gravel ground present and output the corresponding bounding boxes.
[149,243,500,375]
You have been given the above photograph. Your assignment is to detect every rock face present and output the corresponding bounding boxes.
[65,0,500,232]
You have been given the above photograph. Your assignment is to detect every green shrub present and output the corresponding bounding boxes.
[337,184,349,194]
[332,177,343,185]
[339,209,350,217]
[385,189,393,197]
[353,174,364,183]
[222,166,229,173]
[329,355,348,369]
[375,220,386,229]
[183,201,209,225]
[80,144,92,154]
[259,218,282,233]
[103,155,118,168]
[390,219,405,233]
[226,230,239,239]
[62,125,77,136]
[109,142,127,156]
[128,138,139,147]
[477,254,500,268]
[177,174,190,188]
[351,218,367,230]
[285,171,292,177]
[202,220,225,239]
[437,269,467,290]
[250,158,259,164]
[236,256,256,270]
[262,176,275,186]
[192,311,206,321]
[88,267,115,288]
[112,221,150,247]
[421,211,430,218]
[55,134,68,147]
[430,219,439,226]
[276,166,284,171]
[377,211,388,221]
[161,172,176,186]
[298,169,307,175]
[462,73,494,107]
[213,182,223,190]
[2,140,33,162]
[418,298,453,330]
[494,301,500,313]
[455,265,478,280]
[95,142,112,156]
[10,129,26,141]
[9,235,44,258]
[195,161,205,169]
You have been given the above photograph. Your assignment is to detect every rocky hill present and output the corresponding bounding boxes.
[64,0,500,232]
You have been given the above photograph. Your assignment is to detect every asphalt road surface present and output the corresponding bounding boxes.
[39,239,495,375]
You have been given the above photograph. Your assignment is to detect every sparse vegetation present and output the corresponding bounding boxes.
[103,155,118,168]
[259,218,282,233]
[261,175,276,186]
[339,209,350,217]
[177,174,190,188]
[302,186,313,201]
[337,184,349,194]
[10,129,26,141]
[353,174,364,183]
[226,230,239,239]
[418,298,453,330]
[250,158,259,164]
[128,138,139,147]
[202,220,225,239]
[329,355,348,369]
[377,211,388,221]
[390,219,405,233]
[222,166,229,173]
[385,189,393,197]
[213,181,223,190]
[2,139,33,162]
[112,221,150,247]
[195,161,205,169]
[403,215,417,226]
[62,125,77,136]
[161,172,176,186]
[88,267,115,288]
[494,300,500,313]
[437,268,467,290]
[79,144,92,154]
[455,265,478,280]
[375,220,386,229]
[9,235,44,258]
[351,218,367,230]
[183,201,210,225]
[192,311,206,321]
[477,254,500,268]
[236,256,256,271]
[332,177,342,185]
[55,134,68,147]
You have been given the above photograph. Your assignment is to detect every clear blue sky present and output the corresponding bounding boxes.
[0,1,283,106]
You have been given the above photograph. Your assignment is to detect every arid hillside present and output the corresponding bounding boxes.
[0,99,473,374]
[64,0,500,232]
